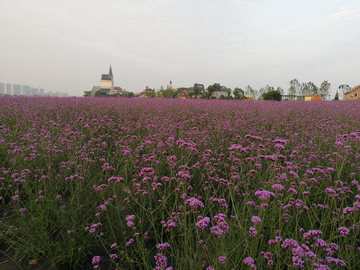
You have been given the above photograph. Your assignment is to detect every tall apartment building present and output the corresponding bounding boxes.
[22,85,31,96]
[31,88,39,95]
[39,89,45,96]
[13,84,22,95]
[0,83,4,94]
[6,83,12,95]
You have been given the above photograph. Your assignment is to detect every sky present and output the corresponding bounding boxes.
[1,0,359,97]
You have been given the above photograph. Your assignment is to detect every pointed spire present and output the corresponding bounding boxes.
[109,65,113,79]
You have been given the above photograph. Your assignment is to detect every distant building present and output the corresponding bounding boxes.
[39,89,45,96]
[177,88,191,99]
[138,86,155,98]
[90,65,115,96]
[13,84,21,95]
[212,86,227,99]
[167,80,174,90]
[245,93,254,100]
[281,95,297,101]
[0,83,4,95]
[219,86,227,91]
[100,65,114,94]
[313,94,323,101]
[192,83,205,93]
[31,88,39,95]
[22,85,31,96]
[6,84,12,95]
[114,86,123,94]
[344,85,360,100]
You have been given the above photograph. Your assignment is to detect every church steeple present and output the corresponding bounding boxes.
[109,65,113,80]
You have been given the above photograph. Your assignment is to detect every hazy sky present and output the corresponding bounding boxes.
[1,0,359,97]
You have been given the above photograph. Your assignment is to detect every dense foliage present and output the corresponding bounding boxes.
[262,91,282,101]
[1,96,360,270]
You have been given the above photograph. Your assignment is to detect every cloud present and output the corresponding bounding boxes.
[311,24,322,28]
[272,27,292,37]
[325,6,360,22]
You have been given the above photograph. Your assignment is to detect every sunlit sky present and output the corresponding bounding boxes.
[1,0,359,97]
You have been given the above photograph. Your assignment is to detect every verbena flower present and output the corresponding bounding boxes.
[338,227,350,236]
[218,256,226,264]
[251,216,261,224]
[92,256,101,264]
[244,257,254,265]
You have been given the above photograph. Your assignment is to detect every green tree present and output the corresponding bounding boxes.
[145,89,156,97]
[262,90,282,101]
[276,86,284,95]
[166,89,175,98]
[289,79,299,95]
[95,90,108,96]
[173,87,187,98]
[308,82,319,95]
[201,91,212,99]
[123,91,134,98]
[258,87,265,98]
[193,87,201,98]
[245,85,258,99]
[157,90,164,97]
[233,87,244,100]
[226,88,232,98]
[319,81,331,100]
[83,91,92,97]
[299,82,318,96]
[207,83,221,94]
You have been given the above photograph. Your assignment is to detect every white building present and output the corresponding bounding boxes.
[13,84,21,95]
[0,83,4,95]
[100,65,114,94]
[6,83,12,95]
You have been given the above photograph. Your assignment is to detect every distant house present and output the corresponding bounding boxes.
[193,83,205,93]
[177,89,191,99]
[113,86,123,94]
[212,86,227,99]
[219,86,227,91]
[187,83,205,94]
[138,86,155,98]
[344,85,360,100]
[313,94,323,101]
[281,95,297,101]
[283,95,324,101]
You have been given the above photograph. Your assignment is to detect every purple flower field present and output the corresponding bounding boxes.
[1,96,360,269]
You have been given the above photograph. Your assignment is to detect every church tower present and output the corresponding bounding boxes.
[100,65,114,94]
[167,80,174,90]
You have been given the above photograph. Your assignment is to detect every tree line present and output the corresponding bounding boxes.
[83,79,352,100]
